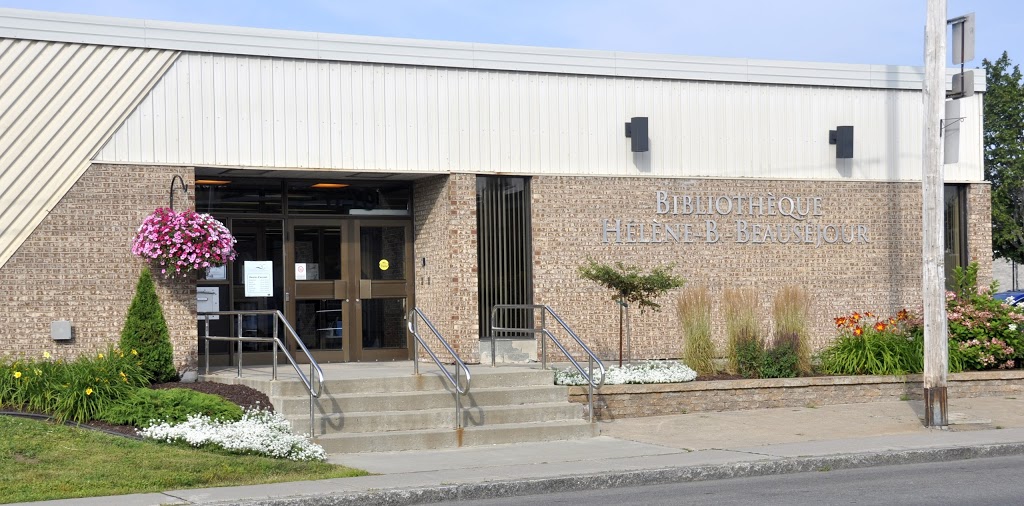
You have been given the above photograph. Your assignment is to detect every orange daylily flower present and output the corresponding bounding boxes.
[853,326,863,336]
[875,321,887,332]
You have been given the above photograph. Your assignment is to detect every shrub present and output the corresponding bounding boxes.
[120,267,178,383]
[140,409,327,461]
[678,284,715,375]
[98,387,243,428]
[554,360,697,385]
[761,332,801,379]
[724,287,761,375]
[734,334,765,378]
[0,347,148,423]
[772,285,812,375]
[820,310,923,375]
[946,295,1023,369]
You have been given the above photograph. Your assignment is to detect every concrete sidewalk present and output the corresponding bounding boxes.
[23,396,1024,506]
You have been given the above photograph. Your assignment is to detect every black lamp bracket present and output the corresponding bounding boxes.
[169,174,188,211]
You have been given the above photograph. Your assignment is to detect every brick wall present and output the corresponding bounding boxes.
[0,164,198,372]
[412,174,480,361]
[569,371,1024,420]
[532,177,993,362]
[967,183,993,284]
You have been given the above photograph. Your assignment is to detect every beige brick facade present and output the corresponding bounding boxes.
[532,176,992,362]
[0,164,198,372]
[0,169,992,369]
[412,174,480,361]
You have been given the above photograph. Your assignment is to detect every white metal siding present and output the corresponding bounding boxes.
[0,8,987,93]
[97,52,984,182]
[0,38,178,268]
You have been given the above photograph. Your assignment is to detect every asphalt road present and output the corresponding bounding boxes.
[452,454,1024,506]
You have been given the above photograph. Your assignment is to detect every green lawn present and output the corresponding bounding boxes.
[0,415,367,504]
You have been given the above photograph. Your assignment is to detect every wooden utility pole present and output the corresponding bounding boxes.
[922,0,949,428]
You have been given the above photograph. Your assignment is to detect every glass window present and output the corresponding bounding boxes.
[196,180,283,215]
[287,181,411,215]
[944,184,967,289]
[360,226,406,280]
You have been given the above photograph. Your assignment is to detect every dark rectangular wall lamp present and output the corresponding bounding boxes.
[624,116,649,152]
[829,126,854,159]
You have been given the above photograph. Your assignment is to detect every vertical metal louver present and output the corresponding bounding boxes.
[477,176,533,339]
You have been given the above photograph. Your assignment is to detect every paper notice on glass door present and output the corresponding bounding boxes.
[244,261,274,297]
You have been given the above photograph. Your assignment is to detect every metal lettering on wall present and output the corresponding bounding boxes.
[600,191,870,247]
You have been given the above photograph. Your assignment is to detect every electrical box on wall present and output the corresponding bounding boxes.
[51,320,72,341]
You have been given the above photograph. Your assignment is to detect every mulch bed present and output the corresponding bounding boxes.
[2,382,272,438]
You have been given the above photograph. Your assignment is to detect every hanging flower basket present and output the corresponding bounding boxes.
[131,208,237,278]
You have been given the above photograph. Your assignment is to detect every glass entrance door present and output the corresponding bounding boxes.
[286,219,412,362]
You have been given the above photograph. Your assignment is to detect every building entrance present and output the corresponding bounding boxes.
[195,177,414,364]
[287,219,413,362]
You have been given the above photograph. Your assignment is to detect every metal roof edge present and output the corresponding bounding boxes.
[0,7,988,92]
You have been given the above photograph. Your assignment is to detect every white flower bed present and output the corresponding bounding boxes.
[554,360,698,386]
[139,409,327,461]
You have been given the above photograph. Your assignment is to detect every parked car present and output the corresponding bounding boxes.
[992,291,1024,305]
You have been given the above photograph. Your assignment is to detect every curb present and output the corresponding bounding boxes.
[198,442,1024,506]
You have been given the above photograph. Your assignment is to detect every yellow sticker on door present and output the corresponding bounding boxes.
[379,259,390,271]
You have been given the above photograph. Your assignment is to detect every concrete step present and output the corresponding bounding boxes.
[314,420,598,453]
[286,402,584,435]
[204,368,556,397]
[274,385,570,415]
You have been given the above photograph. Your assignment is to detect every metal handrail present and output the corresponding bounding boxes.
[407,308,471,430]
[199,310,324,437]
[489,304,606,422]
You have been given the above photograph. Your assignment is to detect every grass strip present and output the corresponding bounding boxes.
[0,415,366,503]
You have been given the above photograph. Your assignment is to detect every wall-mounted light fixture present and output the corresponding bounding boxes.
[829,126,854,159]
[624,117,649,153]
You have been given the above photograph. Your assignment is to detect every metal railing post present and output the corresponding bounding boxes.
[540,309,548,370]
[235,314,243,378]
[455,364,462,429]
[204,316,210,376]
[411,316,420,376]
[272,314,279,381]
[588,356,595,423]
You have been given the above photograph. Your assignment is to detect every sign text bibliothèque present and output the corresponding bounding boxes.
[601,191,869,247]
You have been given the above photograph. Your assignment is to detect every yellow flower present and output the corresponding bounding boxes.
[98,353,104,359]
[13,371,21,379]
[34,369,42,376]
[43,351,51,359]
[85,388,93,396]
[131,349,138,356]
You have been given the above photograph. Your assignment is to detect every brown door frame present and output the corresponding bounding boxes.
[350,218,415,362]
[284,218,414,362]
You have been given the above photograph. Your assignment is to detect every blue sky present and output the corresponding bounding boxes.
[0,1,1021,68]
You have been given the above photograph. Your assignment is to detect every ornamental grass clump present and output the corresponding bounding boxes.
[132,207,236,278]
[772,285,812,375]
[140,409,327,462]
[678,284,715,375]
[723,287,762,376]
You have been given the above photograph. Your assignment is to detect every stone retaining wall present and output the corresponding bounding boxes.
[568,371,1024,420]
